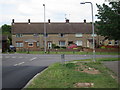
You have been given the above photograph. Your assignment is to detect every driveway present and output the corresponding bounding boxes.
[2,54,119,89]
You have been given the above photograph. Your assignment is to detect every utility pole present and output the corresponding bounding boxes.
[43,4,47,53]
[80,2,96,61]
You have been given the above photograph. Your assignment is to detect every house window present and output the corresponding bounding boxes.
[75,34,83,37]
[75,40,82,46]
[16,34,23,37]
[44,33,48,37]
[91,34,97,37]
[99,40,102,45]
[33,34,39,37]
[59,33,64,37]
[68,41,73,45]
[115,40,118,45]
[59,41,65,46]
[37,42,39,47]
[28,43,33,47]
[108,41,112,45]
[16,42,23,47]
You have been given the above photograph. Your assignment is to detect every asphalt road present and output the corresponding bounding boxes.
[2,54,119,89]
[102,61,120,83]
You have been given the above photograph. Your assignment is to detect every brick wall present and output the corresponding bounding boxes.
[12,33,105,51]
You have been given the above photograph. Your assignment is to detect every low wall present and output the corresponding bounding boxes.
[83,48,119,52]
[16,48,119,52]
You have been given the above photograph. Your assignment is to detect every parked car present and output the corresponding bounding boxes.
[68,44,77,49]
[9,45,16,52]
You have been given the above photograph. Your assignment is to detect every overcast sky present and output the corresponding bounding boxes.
[0,0,109,26]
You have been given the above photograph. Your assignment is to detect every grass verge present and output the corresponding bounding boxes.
[72,57,120,62]
[26,61,119,88]
[16,51,119,55]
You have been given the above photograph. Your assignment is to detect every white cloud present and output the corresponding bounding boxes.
[0,0,109,26]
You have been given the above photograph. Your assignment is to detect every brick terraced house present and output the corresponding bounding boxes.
[12,19,107,51]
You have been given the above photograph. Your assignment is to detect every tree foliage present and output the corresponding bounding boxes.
[95,1,120,40]
[1,24,11,34]
[1,24,12,45]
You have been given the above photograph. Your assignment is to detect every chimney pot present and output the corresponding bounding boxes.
[66,19,69,23]
[12,19,14,24]
[28,19,30,24]
[48,19,50,23]
[84,19,86,23]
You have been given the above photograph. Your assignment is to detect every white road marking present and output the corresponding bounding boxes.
[30,57,37,61]
[14,62,25,66]
[14,64,18,66]
[18,62,24,65]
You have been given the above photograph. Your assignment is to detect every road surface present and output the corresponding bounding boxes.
[2,54,119,89]
[102,61,120,83]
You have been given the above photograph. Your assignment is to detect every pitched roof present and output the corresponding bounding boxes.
[12,22,92,34]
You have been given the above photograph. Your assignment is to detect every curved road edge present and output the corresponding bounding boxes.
[22,67,48,89]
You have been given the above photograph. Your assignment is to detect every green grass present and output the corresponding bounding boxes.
[68,57,120,62]
[16,51,119,55]
[96,57,120,61]
[26,61,119,88]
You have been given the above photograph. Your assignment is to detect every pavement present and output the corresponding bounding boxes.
[102,61,120,83]
[2,54,119,89]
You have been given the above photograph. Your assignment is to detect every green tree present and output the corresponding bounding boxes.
[95,1,120,40]
[2,24,11,34]
[1,24,12,45]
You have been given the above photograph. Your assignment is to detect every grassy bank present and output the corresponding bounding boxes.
[26,61,119,88]
[16,51,119,55]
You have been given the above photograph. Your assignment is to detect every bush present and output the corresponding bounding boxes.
[52,44,56,48]
[101,46,106,49]
[54,46,60,49]
[61,47,66,49]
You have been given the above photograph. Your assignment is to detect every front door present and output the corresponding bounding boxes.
[47,42,52,49]
[87,40,90,47]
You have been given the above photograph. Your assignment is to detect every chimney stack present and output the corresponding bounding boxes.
[48,19,50,23]
[66,19,69,23]
[28,19,30,24]
[84,19,86,23]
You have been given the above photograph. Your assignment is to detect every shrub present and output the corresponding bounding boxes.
[61,47,66,49]
[52,44,56,48]
[54,46,60,49]
[101,46,106,49]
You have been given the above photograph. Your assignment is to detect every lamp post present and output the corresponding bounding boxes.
[43,4,47,53]
[80,2,96,61]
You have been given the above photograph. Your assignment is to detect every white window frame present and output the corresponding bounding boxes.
[37,42,39,47]
[16,42,23,47]
[59,41,65,46]
[33,34,39,37]
[99,40,102,45]
[108,41,112,45]
[75,34,83,37]
[16,34,23,37]
[28,43,33,47]
[115,40,118,45]
[75,40,82,46]
[91,34,97,37]
[59,33,64,37]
